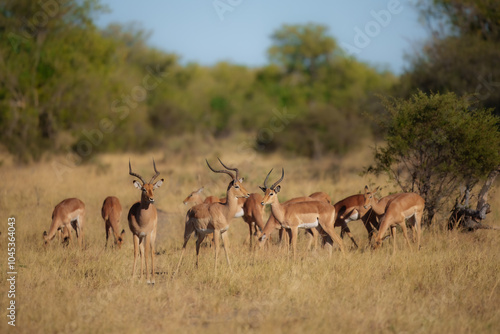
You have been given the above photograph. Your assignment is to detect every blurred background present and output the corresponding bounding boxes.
[0,0,498,164]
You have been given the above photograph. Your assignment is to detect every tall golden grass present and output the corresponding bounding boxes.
[0,137,499,333]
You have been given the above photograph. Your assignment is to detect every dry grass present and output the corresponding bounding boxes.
[0,138,499,333]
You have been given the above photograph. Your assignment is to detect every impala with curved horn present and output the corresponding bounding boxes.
[174,158,250,276]
[128,159,164,284]
[259,169,345,258]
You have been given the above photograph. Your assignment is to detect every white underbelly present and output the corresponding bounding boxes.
[234,208,244,218]
[298,218,319,229]
[345,211,359,223]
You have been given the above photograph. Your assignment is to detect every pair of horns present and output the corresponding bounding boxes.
[129,158,160,185]
[206,158,239,180]
[263,168,284,190]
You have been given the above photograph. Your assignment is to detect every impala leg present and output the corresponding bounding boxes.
[391,226,397,255]
[144,236,150,283]
[132,234,140,279]
[319,223,345,255]
[195,233,206,269]
[105,224,110,249]
[373,217,390,250]
[173,232,193,278]
[213,229,221,274]
[150,231,156,284]
[248,223,253,251]
[221,231,233,272]
[289,227,299,260]
[139,239,145,281]
[340,221,358,249]
[400,221,413,252]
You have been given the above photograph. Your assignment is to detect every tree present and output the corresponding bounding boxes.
[401,0,500,115]
[268,23,336,80]
[367,91,500,225]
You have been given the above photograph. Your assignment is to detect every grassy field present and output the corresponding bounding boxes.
[1,138,499,333]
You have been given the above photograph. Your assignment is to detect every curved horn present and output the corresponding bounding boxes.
[206,159,235,179]
[129,160,146,185]
[263,168,274,189]
[217,158,239,180]
[150,158,160,183]
[271,168,285,190]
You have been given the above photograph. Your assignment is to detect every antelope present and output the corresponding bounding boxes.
[182,187,222,206]
[259,192,331,249]
[174,159,250,275]
[101,196,125,249]
[332,192,401,248]
[128,159,163,284]
[241,193,265,249]
[363,186,424,253]
[43,198,85,249]
[259,169,345,258]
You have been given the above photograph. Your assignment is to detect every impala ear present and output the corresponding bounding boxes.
[259,186,266,192]
[153,178,164,189]
[374,186,380,193]
[120,229,125,236]
[133,180,142,189]
[197,187,204,193]
[239,177,244,183]
[275,185,281,193]
[364,185,369,193]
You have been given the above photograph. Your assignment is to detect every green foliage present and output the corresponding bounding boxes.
[369,91,500,224]
[0,7,396,162]
[402,0,500,114]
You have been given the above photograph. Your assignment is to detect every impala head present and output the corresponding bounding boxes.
[129,159,164,204]
[115,229,125,249]
[183,187,204,205]
[206,158,250,199]
[363,185,380,210]
[259,168,284,206]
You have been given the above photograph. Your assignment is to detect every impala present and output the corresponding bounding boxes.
[363,186,424,253]
[43,198,85,248]
[174,159,250,275]
[102,196,125,249]
[128,159,163,284]
[259,192,331,249]
[332,192,401,248]
[241,193,265,249]
[260,169,345,258]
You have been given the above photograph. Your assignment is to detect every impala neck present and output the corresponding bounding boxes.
[269,195,286,226]
[223,185,240,219]
[370,197,387,216]
[140,195,154,210]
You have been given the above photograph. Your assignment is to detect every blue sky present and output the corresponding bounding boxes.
[95,0,429,75]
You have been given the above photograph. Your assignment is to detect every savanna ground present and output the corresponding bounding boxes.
[1,136,499,333]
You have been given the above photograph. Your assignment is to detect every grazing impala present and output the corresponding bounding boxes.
[363,186,424,253]
[43,198,85,248]
[260,169,345,258]
[332,192,401,248]
[128,159,163,284]
[174,159,250,276]
[101,196,125,249]
[259,192,331,249]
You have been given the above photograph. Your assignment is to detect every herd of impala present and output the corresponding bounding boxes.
[42,158,425,283]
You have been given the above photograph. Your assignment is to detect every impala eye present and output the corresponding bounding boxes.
[235,185,240,189]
